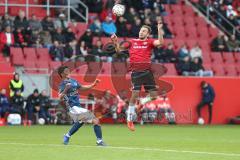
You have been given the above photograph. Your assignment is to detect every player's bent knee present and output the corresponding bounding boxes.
[92,118,100,125]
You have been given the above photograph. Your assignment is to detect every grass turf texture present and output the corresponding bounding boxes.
[0,125,239,160]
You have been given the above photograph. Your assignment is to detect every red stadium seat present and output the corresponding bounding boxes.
[224,65,238,76]
[10,47,24,66]
[183,17,196,26]
[202,53,212,64]
[112,62,128,74]
[171,5,183,16]
[197,27,210,40]
[235,65,240,75]
[210,52,224,64]
[36,48,51,62]
[185,27,198,39]
[182,5,196,16]
[222,52,236,64]
[171,17,184,27]
[164,63,177,76]
[186,40,197,49]
[203,64,212,70]
[23,61,36,68]
[173,39,185,51]
[0,63,15,73]
[23,48,37,60]
[234,53,240,63]
[50,61,62,71]
[36,61,49,69]
[208,27,219,38]
[212,64,225,76]
[76,23,88,39]
[101,62,111,74]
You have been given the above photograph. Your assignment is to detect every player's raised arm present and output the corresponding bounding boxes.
[153,23,164,47]
[111,34,121,53]
[78,79,100,91]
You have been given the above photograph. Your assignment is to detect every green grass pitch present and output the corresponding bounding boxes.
[0,125,239,160]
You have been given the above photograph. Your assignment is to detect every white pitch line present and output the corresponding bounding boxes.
[0,142,239,157]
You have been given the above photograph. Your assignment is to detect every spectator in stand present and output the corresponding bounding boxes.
[40,31,52,49]
[9,73,24,97]
[41,16,55,33]
[77,40,91,61]
[100,4,117,22]
[64,40,78,60]
[155,91,176,124]
[64,27,76,43]
[1,13,14,29]
[196,81,215,124]
[226,35,240,52]
[143,17,152,27]
[29,30,42,48]
[54,13,68,30]
[91,39,103,62]
[152,16,173,38]
[211,32,227,51]
[28,14,42,32]
[0,26,14,58]
[130,18,142,37]
[97,90,118,120]
[49,40,65,61]
[89,17,103,36]
[153,0,167,16]
[14,10,29,31]
[13,27,28,48]
[140,95,158,123]
[190,57,213,77]
[26,89,41,124]
[226,5,237,18]
[102,16,117,36]
[52,27,66,45]
[178,43,189,60]
[39,90,52,124]
[154,42,176,63]
[176,56,191,76]
[125,7,140,25]
[0,88,10,118]
[54,0,67,5]
[9,89,24,116]
[80,29,93,48]
[116,17,128,37]
[190,43,203,61]
[85,0,103,13]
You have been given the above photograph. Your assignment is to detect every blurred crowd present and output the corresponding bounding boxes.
[1,0,239,77]
[0,73,176,125]
[196,0,240,38]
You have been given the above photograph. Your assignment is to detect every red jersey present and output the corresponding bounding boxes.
[129,38,155,71]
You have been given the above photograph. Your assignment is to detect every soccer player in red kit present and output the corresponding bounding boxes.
[111,23,164,131]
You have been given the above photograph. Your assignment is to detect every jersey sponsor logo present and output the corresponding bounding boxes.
[132,46,148,49]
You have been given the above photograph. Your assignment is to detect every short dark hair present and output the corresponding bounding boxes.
[141,25,152,34]
[58,66,69,77]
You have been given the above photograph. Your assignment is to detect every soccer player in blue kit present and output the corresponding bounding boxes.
[58,66,106,146]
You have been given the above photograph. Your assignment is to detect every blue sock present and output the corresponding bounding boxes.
[93,125,102,140]
[67,121,84,136]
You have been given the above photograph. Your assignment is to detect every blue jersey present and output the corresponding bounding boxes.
[58,78,81,108]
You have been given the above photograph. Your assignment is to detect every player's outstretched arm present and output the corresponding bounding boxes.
[153,23,164,47]
[111,34,121,53]
[78,79,100,91]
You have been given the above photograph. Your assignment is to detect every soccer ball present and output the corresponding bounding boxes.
[112,4,125,16]
[38,118,45,125]
[198,117,204,125]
